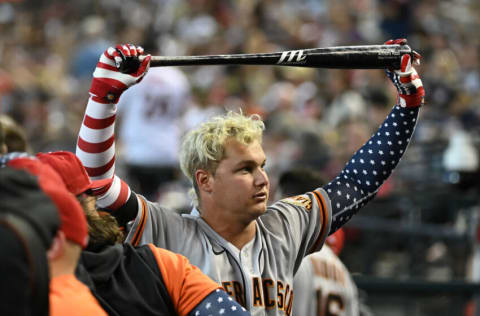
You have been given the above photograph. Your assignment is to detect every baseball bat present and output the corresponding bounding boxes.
[147,44,415,70]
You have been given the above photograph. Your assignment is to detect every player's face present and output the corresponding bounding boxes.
[210,138,270,221]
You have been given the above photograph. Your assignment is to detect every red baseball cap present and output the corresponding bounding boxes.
[36,151,112,196]
[7,157,88,248]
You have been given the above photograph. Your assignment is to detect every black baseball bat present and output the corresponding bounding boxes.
[146,44,415,70]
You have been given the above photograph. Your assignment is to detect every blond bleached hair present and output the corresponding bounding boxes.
[180,111,265,208]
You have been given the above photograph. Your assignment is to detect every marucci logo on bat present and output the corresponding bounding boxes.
[277,50,307,64]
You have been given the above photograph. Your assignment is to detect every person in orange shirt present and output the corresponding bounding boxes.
[37,150,250,316]
[1,154,107,316]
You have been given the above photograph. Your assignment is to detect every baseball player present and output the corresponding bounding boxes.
[294,245,359,316]
[76,39,424,316]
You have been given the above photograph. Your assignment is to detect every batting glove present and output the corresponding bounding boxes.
[89,44,151,104]
[385,39,425,108]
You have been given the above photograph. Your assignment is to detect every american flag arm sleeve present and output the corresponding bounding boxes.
[323,105,420,233]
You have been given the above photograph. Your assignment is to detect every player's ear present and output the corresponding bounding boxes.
[195,169,213,194]
[47,231,66,260]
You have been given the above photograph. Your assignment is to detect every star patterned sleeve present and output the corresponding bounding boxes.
[324,105,420,234]
[188,289,251,316]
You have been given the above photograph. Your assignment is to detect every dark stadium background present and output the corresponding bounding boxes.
[1,0,479,315]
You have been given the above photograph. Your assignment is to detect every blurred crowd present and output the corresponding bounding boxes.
[1,0,480,282]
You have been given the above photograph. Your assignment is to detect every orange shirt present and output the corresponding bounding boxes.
[148,244,221,316]
[50,274,107,316]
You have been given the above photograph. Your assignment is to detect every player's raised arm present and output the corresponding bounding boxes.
[76,44,151,225]
[321,38,425,234]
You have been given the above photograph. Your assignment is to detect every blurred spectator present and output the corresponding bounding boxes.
[0,114,30,152]
[1,154,106,316]
[1,0,479,176]
[69,16,112,80]
[0,165,60,316]
[0,118,6,154]
[117,67,191,201]
[37,150,251,316]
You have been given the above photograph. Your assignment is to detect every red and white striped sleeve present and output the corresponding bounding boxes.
[76,44,150,211]
[76,98,131,211]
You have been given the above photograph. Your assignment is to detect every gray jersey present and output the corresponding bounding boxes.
[293,245,359,316]
[125,190,332,316]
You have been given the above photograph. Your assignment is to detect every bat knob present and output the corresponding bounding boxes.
[398,44,411,55]
[118,56,141,74]
[399,44,421,65]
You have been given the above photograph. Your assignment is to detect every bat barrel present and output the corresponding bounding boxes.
[149,44,412,69]
[303,44,411,69]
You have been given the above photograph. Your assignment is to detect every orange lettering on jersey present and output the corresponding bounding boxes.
[285,289,294,316]
[252,277,264,306]
[284,284,290,311]
[327,260,335,280]
[311,256,348,286]
[277,281,285,310]
[281,194,312,211]
[332,265,338,282]
[246,278,294,311]
[311,256,322,276]
[340,268,346,286]
[222,281,233,296]
[262,279,275,309]
[233,281,245,307]
[311,256,328,279]
[321,260,328,278]
[334,265,346,286]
